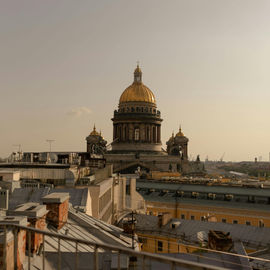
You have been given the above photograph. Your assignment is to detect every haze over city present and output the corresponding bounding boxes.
[1,0,270,161]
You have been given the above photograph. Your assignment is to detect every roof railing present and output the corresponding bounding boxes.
[0,223,230,270]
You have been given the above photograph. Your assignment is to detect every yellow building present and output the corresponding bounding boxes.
[128,213,270,255]
[137,180,270,227]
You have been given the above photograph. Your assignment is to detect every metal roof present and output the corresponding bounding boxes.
[139,190,270,212]
[137,181,270,197]
[132,214,270,248]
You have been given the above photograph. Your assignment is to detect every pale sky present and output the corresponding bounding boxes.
[1,0,270,161]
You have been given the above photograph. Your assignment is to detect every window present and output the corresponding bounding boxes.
[201,216,205,221]
[134,129,140,141]
[191,215,195,220]
[246,221,251,226]
[126,184,130,195]
[158,241,163,252]
[181,214,185,219]
[233,220,238,224]
[259,220,264,227]
[222,219,226,223]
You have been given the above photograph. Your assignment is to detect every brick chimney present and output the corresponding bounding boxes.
[0,216,28,270]
[8,203,48,254]
[158,212,171,228]
[42,193,69,230]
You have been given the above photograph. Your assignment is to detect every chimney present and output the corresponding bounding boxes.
[8,203,48,254]
[158,212,171,228]
[0,189,9,210]
[0,216,28,270]
[42,193,69,230]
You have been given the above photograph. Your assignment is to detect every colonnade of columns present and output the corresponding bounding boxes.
[113,123,161,143]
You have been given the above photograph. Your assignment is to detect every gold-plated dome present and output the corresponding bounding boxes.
[119,83,156,104]
[90,125,100,136]
[176,126,184,137]
[119,65,156,104]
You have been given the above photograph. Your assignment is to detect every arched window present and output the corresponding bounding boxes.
[134,129,140,141]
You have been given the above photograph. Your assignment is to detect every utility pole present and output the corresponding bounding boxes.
[129,211,137,265]
[46,140,55,153]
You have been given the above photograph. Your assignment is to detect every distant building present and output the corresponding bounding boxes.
[97,65,202,174]
[136,179,270,227]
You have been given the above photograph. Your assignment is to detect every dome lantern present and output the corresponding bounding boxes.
[134,64,142,83]
[119,64,156,105]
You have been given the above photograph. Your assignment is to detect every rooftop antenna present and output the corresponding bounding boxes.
[13,144,21,152]
[46,140,55,153]
[136,60,140,67]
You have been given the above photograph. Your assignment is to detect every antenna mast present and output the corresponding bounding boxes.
[46,140,55,153]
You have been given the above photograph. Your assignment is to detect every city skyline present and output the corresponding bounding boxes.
[1,0,270,161]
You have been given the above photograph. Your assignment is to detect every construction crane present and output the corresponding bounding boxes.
[220,152,225,162]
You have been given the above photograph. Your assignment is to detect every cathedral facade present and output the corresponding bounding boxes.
[86,65,190,174]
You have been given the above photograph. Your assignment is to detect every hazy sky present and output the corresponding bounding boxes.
[1,0,270,161]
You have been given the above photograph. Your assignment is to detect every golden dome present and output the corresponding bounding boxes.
[119,65,156,104]
[90,125,100,136]
[176,126,184,137]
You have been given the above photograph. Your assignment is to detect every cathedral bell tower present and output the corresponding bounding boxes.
[111,65,162,152]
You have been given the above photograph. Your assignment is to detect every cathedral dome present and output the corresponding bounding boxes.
[119,65,156,105]
[89,125,100,136]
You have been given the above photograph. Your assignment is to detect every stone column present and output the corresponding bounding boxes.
[140,124,145,142]
[184,144,188,160]
[113,124,116,140]
[125,125,129,141]
[129,123,134,141]
[157,125,161,143]
[119,125,122,142]
[153,125,156,143]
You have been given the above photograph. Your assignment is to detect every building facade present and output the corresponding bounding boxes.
[137,180,270,228]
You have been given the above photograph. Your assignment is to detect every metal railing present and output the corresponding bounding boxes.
[0,223,229,270]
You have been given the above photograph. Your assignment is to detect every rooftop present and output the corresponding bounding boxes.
[129,214,270,249]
